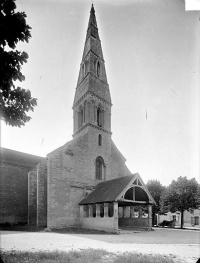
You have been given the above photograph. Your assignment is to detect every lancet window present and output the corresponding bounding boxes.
[97,106,103,127]
[98,134,102,146]
[97,61,100,77]
[95,156,104,180]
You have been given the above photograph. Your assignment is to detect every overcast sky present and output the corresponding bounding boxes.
[1,0,199,186]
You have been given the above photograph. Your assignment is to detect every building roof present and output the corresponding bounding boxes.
[0,147,44,168]
[79,174,156,205]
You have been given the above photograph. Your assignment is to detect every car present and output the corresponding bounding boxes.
[158,219,176,228]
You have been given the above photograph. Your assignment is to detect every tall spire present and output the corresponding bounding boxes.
[74,4,110,103]
[73,5,112,137]
[85,4,101,50]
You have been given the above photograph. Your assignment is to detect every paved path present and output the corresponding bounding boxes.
[0,228,199,263]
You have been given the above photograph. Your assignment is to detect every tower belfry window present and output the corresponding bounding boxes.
[97,61,100,77]
[97,107,103,127]
[97,107,101,126]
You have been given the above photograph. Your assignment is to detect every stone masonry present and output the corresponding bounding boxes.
[38,5,131,229]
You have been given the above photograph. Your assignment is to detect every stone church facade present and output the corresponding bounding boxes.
[0,5,155,232]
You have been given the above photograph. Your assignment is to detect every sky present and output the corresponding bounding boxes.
[1,0,200,186]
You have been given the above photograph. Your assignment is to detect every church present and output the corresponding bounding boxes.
[0,5,155,233]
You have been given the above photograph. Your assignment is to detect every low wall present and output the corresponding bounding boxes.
[80,217,118,233]
[119,217,149,228]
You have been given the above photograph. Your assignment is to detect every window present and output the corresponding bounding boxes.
[97,61,100,77]
[98,134,102,146]
[194,216,199,225]
[97,107,101,126]
[97,106,104,127]
[95,156,104,180]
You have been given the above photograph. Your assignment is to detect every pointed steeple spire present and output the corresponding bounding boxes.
[86,4,100,42]
[73,5,112,137]
[75,4,106,88]
[88,4,97,28]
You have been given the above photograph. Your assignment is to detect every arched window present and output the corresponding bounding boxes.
[95,156,104,180]
[97,106,103,127]
[98,134,102,146]
[97,61,100,77]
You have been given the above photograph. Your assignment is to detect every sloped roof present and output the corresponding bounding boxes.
[79,174,138,205]
[0,147,44,168]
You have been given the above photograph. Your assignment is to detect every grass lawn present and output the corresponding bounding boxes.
[0,249,179,263]
[0,224,108,234]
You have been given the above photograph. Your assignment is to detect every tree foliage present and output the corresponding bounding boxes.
[147,180,165,215]
[0,0,37,127]
[161,176,200,228]
[146,180,166,225]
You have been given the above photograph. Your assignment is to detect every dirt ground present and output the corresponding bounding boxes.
[0,228,199,263]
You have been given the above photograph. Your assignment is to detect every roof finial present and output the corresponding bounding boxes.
[91,2,95,13]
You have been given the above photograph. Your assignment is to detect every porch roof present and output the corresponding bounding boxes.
[79,174,138,205]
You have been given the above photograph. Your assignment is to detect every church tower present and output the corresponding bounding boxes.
[72,5,113,182]
[45,5,131,228]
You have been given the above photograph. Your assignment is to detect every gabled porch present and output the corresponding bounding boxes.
[79,174,155,233]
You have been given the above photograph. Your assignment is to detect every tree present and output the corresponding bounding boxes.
[146,180,166,225]
[161,176,200,228]
[0,0,37,127]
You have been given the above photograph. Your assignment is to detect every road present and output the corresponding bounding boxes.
[0,228,199,263]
